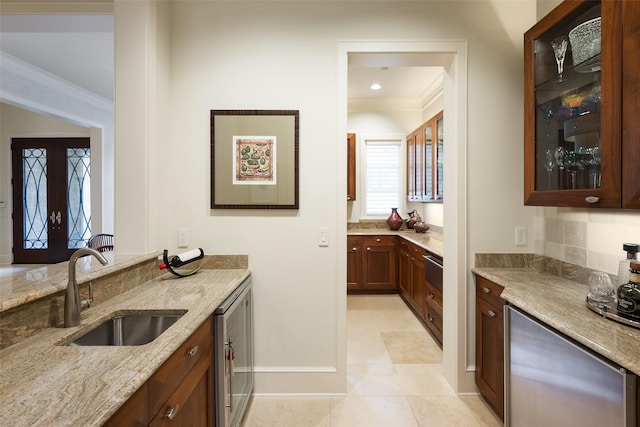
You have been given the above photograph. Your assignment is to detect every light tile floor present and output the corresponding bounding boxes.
[241,295,503,427]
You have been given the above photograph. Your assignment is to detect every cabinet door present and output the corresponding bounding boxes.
[398,240,412,300]
[362,237,397,290]
[622,0,640,209]
[104,383,148,427]
[347,236,363,290]
[524,0,622,208]
[410,248,426,316]
[407,133,417,201]
[149,347,214,427]
[347,133,356,202]
[148,317,214,419]
[434,113,444,200]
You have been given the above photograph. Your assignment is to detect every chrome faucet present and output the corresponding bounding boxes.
[64,248,108,327]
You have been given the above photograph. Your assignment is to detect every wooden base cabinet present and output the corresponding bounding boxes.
[105,317,215,427]
[424,253,443,346]
[347,235,397,292]
[474,275,505,421]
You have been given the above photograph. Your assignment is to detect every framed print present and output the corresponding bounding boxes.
[211,110,299,209]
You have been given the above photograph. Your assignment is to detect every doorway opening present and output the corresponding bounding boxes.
[339,40,469,393]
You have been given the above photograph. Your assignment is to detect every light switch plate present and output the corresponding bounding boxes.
[515,227,527,246]
[318,227,329,247]
[178,228,189,248]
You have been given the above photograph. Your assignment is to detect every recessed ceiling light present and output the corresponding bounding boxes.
[370,83,382,91]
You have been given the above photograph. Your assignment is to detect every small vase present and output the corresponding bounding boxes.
[406,209,418,229]
[386,208,403,230]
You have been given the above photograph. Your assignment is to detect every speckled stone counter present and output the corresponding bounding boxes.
[347,227,443,257]
[0,268,250,427]
[472,267,640,375]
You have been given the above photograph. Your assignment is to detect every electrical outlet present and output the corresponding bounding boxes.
[515,227,527,246]
[178,228,189,248]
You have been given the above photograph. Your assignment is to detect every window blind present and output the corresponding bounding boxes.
[365,142,400,216]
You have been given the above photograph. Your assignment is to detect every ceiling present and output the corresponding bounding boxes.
[1,15,443,107]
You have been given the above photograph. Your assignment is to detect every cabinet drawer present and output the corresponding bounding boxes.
[149,346,213,427]
[425,303,443,344]
[476,276,505,309]
[148,316,214,419]
[425,284,443,314]
[362,236,396,247]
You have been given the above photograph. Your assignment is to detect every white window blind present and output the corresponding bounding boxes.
[364,142,400,216]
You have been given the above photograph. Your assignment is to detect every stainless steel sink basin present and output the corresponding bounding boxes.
[64,310,186,346]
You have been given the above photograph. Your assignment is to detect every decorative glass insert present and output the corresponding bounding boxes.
[425,124,433,200]
[22,148,48,249]
[67,148,92,249]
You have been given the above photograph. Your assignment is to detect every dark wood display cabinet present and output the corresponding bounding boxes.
[407,111,444,203]
[474,275,505,421]
[524,0,640,209]
[347,235,397,292]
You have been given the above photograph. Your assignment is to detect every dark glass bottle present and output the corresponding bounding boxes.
[616,261,640,320]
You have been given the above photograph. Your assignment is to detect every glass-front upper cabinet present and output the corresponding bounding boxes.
[524,0,622,208]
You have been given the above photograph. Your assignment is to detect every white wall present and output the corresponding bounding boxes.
[0,103,90,264]
[110,0,534,395]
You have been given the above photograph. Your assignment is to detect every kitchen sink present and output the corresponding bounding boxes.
[63,310,187,346]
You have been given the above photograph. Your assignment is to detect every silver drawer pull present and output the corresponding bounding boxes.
[428,293,435,299]
[166,404,180,420]
[367,247,371,251]
[376,238,381,242]
[428,316,434,322]
[352,247,358,251]
[187,346,198,357]
[482,287,490,294]
[488,310,496,318]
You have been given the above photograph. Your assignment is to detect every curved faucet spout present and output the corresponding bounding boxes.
[64,248,109,327]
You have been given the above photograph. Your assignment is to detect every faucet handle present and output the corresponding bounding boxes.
[80,282,94,310]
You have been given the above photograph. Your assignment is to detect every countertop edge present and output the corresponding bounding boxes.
[472,267,640,375]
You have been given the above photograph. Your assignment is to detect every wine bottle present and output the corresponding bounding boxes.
[159,248,203,270]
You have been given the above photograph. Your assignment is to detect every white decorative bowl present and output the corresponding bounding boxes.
[569,17,601,71]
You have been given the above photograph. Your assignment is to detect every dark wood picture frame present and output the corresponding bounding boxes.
[210,110,299,209]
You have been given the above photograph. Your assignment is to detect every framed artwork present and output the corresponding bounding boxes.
[211,110,299,209]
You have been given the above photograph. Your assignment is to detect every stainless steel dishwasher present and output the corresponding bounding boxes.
[505,305,637,427]
[214,277,254,427]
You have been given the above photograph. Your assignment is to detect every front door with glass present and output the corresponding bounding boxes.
[11,137,92,264]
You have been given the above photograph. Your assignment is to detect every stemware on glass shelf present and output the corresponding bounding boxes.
[544,149,556,189]
[563,149,583,189]
[551,36,569,82]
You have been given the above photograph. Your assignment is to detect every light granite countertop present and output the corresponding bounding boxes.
[0,268,251,427]
[0,252,161,312]
[347,228,443,258]
[472,267,640,375]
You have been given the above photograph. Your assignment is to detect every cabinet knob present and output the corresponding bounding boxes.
[347,196,351,200]
[187,345,199,357]
[428,316,434,322]
[488,310,496,318]
[585,196,599,203]
[428,293,434,299]
[352,247,358,251]
[165,404,180,420]
[482,287,490,294]
[376,238,381,242]
[367,247,371,251]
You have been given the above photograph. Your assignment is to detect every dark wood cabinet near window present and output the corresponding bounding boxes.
[524,0,639,209]
[407,111,444,203]
[347,133,356,201]
[474,275,505,421]
[347,235,397,292]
